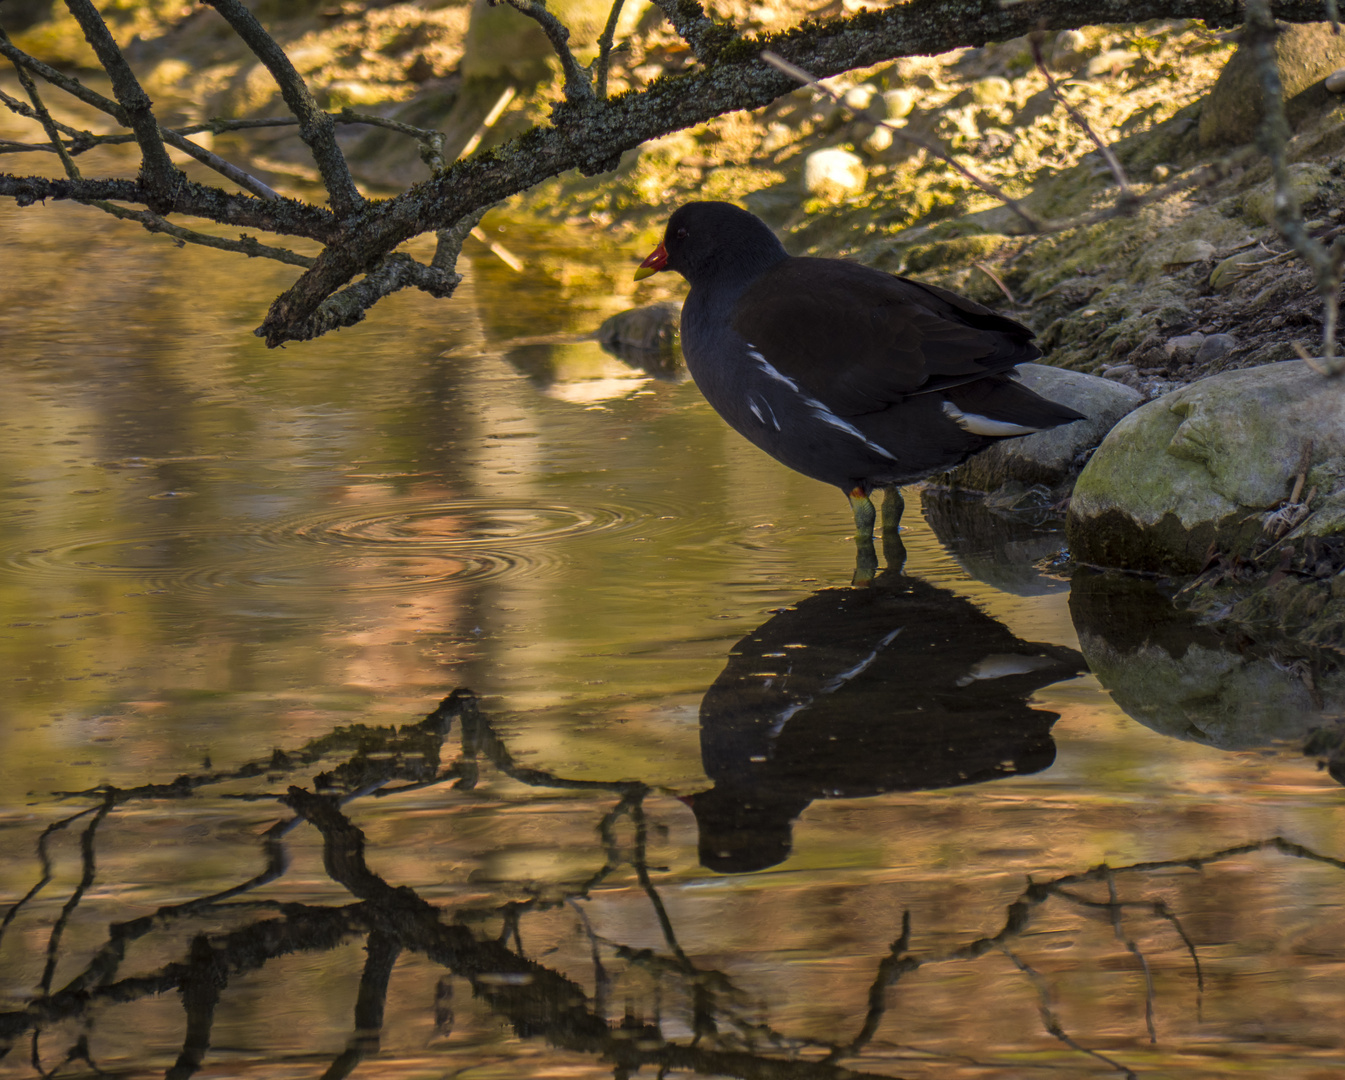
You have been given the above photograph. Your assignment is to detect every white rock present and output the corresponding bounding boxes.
[803,147,867,201]
[861,125,894,155]
[881,88,916,119]
[1328,67,1345,93]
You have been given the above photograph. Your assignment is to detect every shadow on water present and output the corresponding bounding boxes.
[688,570,1085,873]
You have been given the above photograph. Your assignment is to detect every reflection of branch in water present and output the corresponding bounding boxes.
[0,804,103,947]
[5,690,1345,1079]
[999,944,1137,1080]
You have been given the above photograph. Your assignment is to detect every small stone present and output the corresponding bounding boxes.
[1166,239,1216,266]
[1210,249,1266,290]
[968,76,1013,106]
[861,125,894,155]
[802,147,867,201]
[1326,67,1345,93]
[1102,363,1137,378]
[880,88,916,120]
[1194,334,1239,365]
[1165,332,1206,358]
[1051,29,1086,70]
[1086,49,1138,78]
[759,122,793,155]
[843,84,875,112]
[1152,164,1171,182]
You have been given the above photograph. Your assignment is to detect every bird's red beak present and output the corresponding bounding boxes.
[634,242,668,281]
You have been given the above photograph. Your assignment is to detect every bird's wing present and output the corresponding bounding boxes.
[730,258,1040,417]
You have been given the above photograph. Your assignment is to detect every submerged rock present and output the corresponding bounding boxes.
[1067,361,1345,575]
[936,363,1141,496]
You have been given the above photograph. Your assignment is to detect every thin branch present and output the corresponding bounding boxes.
[495,0,593,104]
[458,87,517,160]
[648,0,726,63]
[158,129,279,201]
[1029,30,1132,206]
[1246,0,1345,374]
[88,199,317,267]
[594,0,629,98]
[200,0,363,217]
[1000,944,1137,1079]
[9,54,80,180]
[62,0,180,206]
[0,30,127,121]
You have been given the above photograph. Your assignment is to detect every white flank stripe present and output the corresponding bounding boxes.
[942,401,1041,437]
[748,346,895,460]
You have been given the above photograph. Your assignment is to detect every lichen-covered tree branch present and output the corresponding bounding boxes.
[0,0,1337,346]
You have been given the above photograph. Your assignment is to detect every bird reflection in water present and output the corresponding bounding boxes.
[687,571,1086,873]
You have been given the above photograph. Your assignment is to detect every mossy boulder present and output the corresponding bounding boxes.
[1199,21,1345,147]
[1067,361,1345,575]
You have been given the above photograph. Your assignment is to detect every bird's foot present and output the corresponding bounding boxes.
[849,487,879,586]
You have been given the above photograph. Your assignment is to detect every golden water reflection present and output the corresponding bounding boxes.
[2,189,1345,1078]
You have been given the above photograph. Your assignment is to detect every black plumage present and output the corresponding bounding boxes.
[635,202,1084,574]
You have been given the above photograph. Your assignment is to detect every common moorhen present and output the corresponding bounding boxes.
[635,202,1084,575]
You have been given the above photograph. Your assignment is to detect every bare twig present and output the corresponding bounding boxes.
[200,0,364,217]
[1030,30,1132,206]
[594,0,629,98]
[495,0,594,104]
[1246,0,1345,374]
[1000,944,1138,1079]
[63,0,180,206]
[159,129,280,201]
[9,51,80,180]
[459,86,517,159]
[88,199,317,267]
[469,226,525,271]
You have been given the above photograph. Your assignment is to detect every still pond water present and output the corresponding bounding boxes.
[2,196,1345,1080]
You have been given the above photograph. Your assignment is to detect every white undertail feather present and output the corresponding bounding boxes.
[941,401,1043,438]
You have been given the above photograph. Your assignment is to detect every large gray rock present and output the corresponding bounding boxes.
[1199,22,1345,147]
[1067,361,1345,575]
[938,363,1142,495]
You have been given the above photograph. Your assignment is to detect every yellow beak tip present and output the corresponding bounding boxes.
[633,265,657,282]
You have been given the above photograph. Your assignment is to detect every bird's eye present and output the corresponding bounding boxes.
[676,227,689,240]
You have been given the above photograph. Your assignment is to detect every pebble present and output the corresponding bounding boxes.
[1086,50,1138,78]
[881,88,916,120]
[843,84,876,112]
[1165,332,1206,357]
[968,76,1013,106]
[1051,29,1086,70]
[803,147,867,200]
[1209,249,1266,290]
[1166,239,1216,265]
[1194,333,1238,365]
[861,125,894,155]
[1328,68,1345,93]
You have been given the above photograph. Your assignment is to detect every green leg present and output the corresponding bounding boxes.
[881,486,907,573]
[848,488,878,585]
